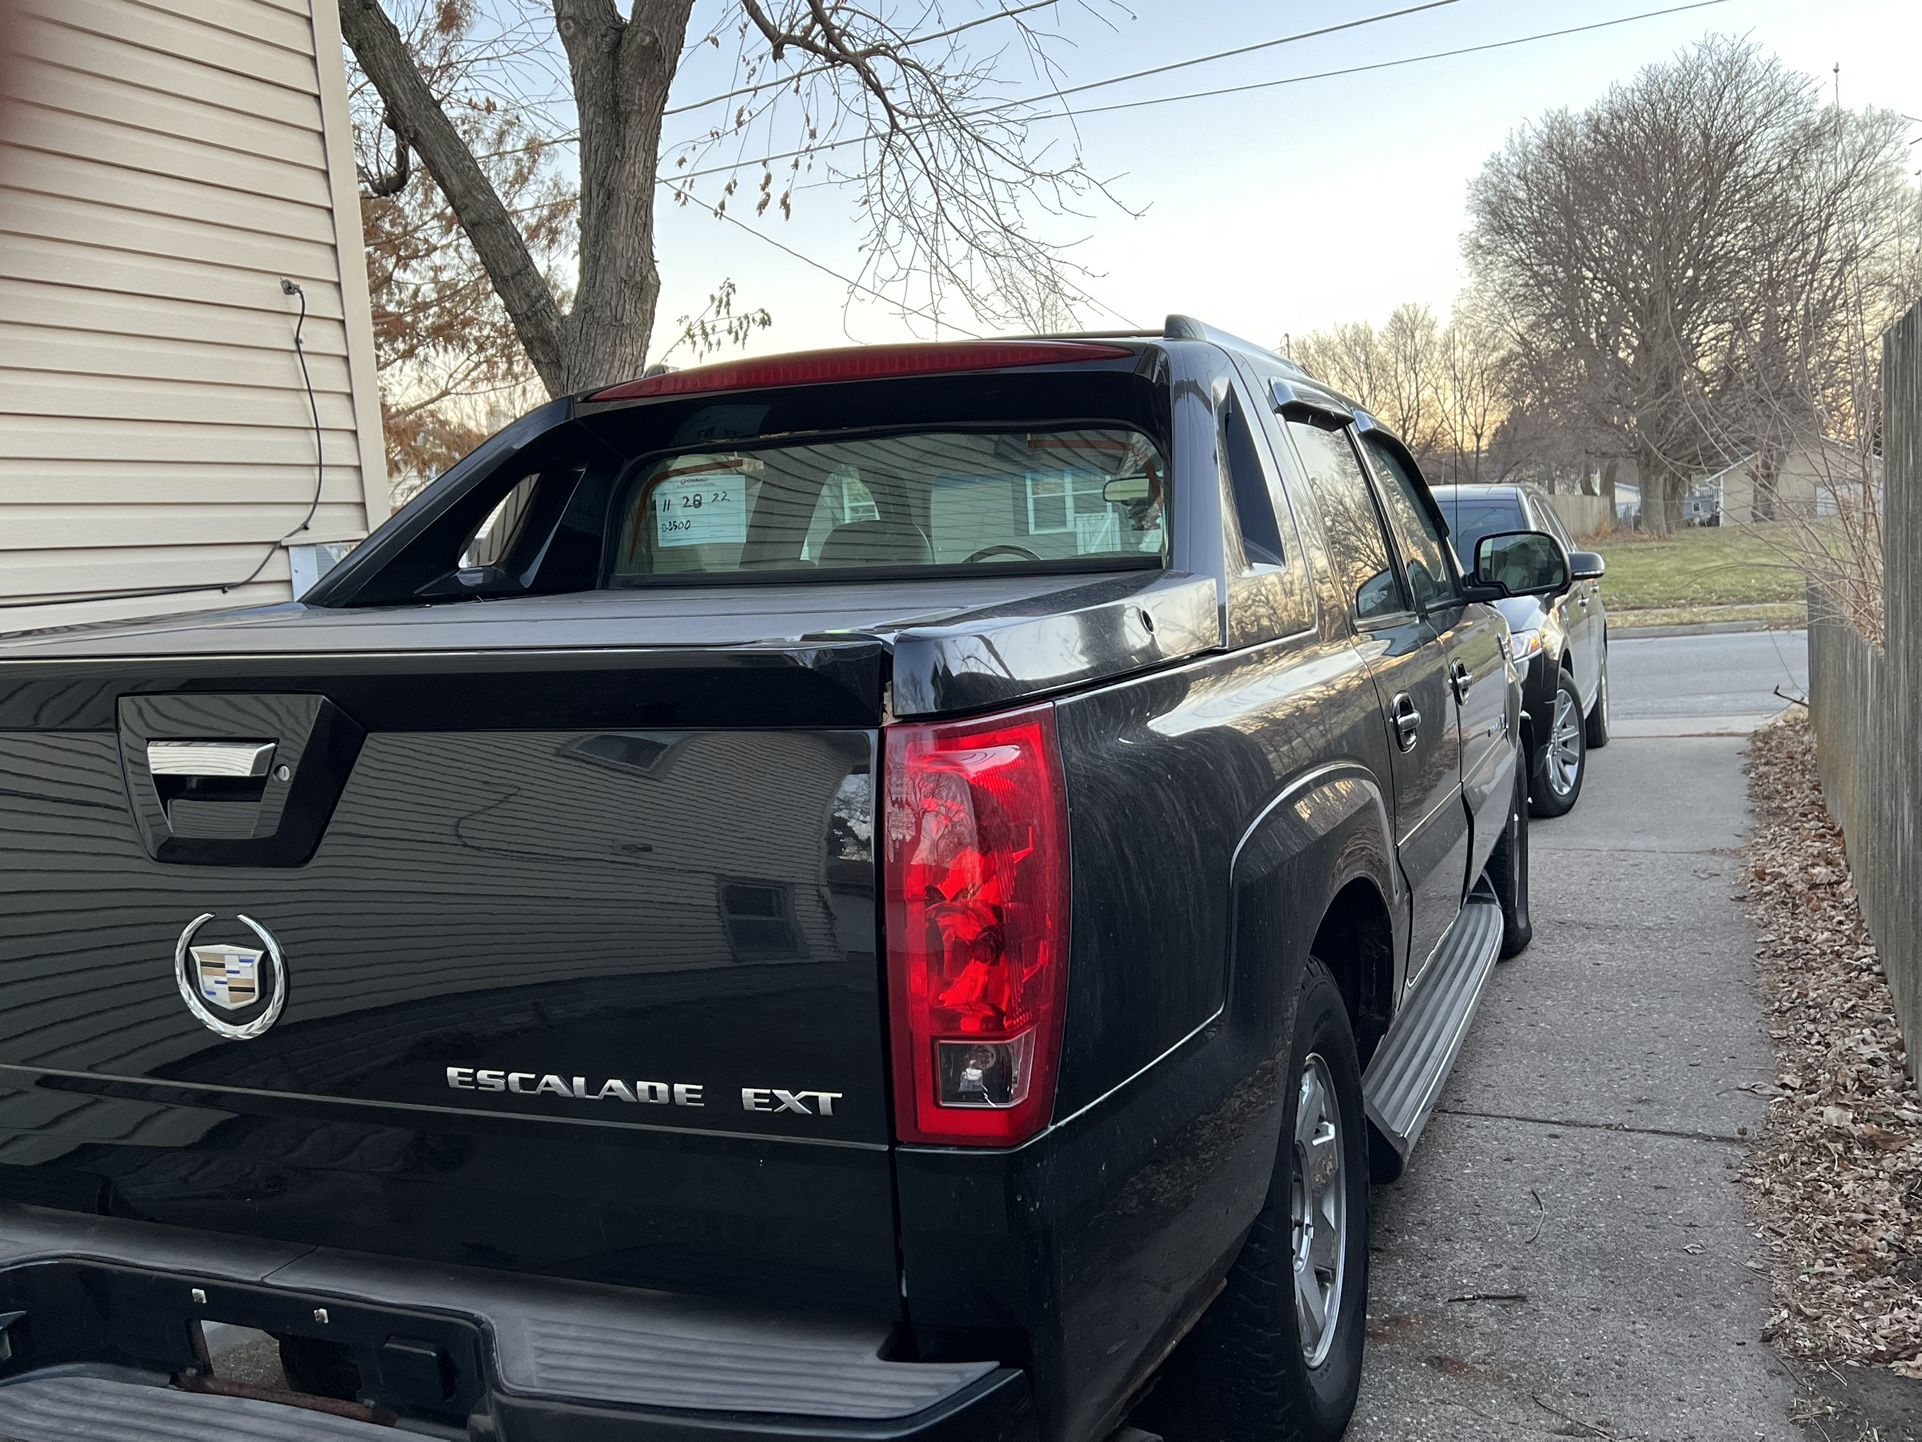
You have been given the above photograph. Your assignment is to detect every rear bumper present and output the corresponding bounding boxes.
[0,1205,1034,1442]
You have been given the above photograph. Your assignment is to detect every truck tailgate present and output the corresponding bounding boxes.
[0,644,898,1311]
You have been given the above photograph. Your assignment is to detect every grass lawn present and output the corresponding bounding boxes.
[1607,601,1806,630]
[1590,523,1813,621]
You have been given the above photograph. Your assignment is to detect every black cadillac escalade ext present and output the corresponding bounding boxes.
[0,318,1577,1442]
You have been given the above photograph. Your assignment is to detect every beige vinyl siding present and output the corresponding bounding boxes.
[0,0,387,631]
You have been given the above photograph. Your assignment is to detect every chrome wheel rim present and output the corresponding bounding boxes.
[1290,1052,1347,1367]
[1547,687,1582,797]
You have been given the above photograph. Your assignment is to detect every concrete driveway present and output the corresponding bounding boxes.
[1350,631,1809,1442]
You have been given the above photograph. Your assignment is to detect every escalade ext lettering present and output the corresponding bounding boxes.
[741,1086,844,1116]
[445,1067,705,1106]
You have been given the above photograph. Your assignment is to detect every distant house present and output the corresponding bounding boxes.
[1690,441,1882,526]
[0,0,386,631]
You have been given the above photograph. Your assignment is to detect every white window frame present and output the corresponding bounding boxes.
[1025,473,1073,533]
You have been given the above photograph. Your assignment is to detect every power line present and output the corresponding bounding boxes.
[1038,0,1457,104]
[665,0,1456,181]
[666,0,1730,185]
[706,205,989,339]
[1058,0,1735,120]
[706,198,1140,336]
[663,0,1063,118]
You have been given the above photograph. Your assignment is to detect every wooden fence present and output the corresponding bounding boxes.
[1809,300,1922,1093]
[1545,492,1616,539]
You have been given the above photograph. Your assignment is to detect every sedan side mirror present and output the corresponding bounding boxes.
[1567,549,1606,582]
[1465,530,1571,600]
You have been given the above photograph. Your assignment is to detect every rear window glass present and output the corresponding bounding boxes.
[1438,497,1527,568]
[608,428,1167,581]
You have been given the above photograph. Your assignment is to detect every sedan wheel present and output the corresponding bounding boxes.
[1530,670,1586,818]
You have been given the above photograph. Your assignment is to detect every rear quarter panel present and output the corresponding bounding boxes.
[894,626,1401,1442]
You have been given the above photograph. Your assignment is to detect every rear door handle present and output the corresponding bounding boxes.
[147,740,277,778]
[1449,661,1472,702]
[1390,693,1421,751]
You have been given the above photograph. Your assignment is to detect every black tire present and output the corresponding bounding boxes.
[1145,959,1370,1442]
[1529,668,1585,819]
[1488,758,1533,958]
[1585,648,1611,750]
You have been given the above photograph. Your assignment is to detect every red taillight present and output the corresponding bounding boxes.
[589,341,1133,402]
[884,704,1069,1147]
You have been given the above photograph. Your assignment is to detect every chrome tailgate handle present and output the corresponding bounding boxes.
[147,740,277,779]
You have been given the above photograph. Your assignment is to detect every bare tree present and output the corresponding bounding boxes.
[1435,296,1506,485]
[350,5,576,485]
[1465,37,1913,535]
[340,0,1119,398]
[1711,105,1916,523]
[1290,322,1384,419]
[1289,303,1447,468]
[1377,303,1446,463]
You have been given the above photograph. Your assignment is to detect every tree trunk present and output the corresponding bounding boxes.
[1600,458,1619,523]
[1752,450,1781,522]
[1659,463,1685,535]
[556,0,695,393]
[340,0,568,394]
[1635,440,1676,536]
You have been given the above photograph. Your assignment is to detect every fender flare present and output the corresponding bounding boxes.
[1228,760,1402,1004]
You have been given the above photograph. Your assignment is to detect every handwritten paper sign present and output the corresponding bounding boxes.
[655,475,748,549]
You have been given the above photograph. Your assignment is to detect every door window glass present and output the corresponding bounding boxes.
[1362,436,1457,612]
[1289,422,1404,621]
[1438,496,1527,572]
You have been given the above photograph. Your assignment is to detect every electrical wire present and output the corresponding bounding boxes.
[1,280,330,615]
[666,0,1730,184]
[705,194,1141,335]
[1055,0,1735,120]
[665,0,1454,179]
[1030,0,1458,106]
[707,206,990,338]
[663,0,1064,117]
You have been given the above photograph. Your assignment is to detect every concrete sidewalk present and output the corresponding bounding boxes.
[1350,721,1796,1439]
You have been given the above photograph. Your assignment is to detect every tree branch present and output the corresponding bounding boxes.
[339,0,568,393]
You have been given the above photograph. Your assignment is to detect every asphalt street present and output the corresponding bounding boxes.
[1609,629,1809,733]
[1351,629,1808,1441]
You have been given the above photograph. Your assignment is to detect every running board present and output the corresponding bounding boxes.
[1362,887,1503,1168]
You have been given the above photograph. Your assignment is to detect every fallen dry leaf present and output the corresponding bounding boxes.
[1739,715,1921,1377]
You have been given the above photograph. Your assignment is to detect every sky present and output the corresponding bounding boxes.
[642,0,1922,358]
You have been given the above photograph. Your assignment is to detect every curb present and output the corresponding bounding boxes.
[1613,620,1807,640]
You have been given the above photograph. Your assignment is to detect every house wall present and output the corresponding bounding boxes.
[0,0,387,632]
[1718,446,1880,524]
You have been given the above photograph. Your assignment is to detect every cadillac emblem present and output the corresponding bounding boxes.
[174,914,286,1040]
